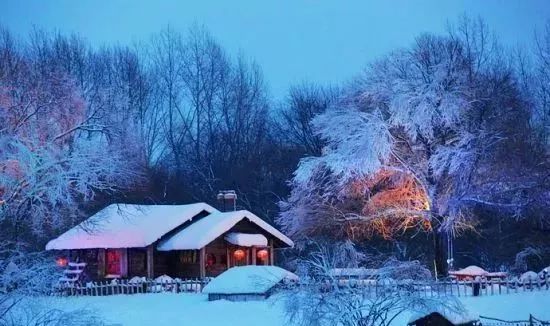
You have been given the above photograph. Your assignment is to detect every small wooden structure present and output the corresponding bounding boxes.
[46,192,293,282]
[408,312,479,326]
[449,265,507,281]
[202,265,298,301]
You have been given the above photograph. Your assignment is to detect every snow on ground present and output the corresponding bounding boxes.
[26,293,286,326]
[18,291,550,326]
[394,291,550,325]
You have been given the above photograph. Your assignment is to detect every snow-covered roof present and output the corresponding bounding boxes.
[45,203,218,250]
[157,210,294,250]
[449,265,488,277]
[408,307,478,325]
[224,232,268,247]
[202,265,298,294]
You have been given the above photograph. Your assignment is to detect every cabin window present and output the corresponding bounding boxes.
[206,253,216,267]
[179,250,198,264]
[85,249,97,260]
[106,249,121,276]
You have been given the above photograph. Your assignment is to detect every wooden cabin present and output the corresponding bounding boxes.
[45,192,294,282]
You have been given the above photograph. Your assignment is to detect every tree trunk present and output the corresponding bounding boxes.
[433,230,447,278]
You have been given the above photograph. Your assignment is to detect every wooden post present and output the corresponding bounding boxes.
[98,248,106,279]
[251,247,257,265]
[199,247,206,279]
[226,248,231,270]
[120,248,128,278]
[146,245,154,279]
[269,239,275,265]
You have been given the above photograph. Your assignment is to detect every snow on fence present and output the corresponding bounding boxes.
[54,278,210,296]
[479,314,550,326]
[53,276,549,298]
[333,277,550,298]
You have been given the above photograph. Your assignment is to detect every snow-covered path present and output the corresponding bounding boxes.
[22,291,550,326]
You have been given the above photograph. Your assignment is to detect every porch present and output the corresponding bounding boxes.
[61,237,276,281]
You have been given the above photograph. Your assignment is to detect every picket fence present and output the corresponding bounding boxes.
[54,278,210,296]
[479,314,550,326]
[54,276,550,298]
[334,277,550,298]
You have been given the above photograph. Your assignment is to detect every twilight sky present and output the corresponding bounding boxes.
[1,0,549,99]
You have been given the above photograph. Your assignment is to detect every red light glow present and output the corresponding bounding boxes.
[256,249,268,260]
[233,249,245,261]
[56,257,68,267]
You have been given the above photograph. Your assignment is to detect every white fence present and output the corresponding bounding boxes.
[54,278,210,296]
[334,277,550,297]
[54,276,549,298]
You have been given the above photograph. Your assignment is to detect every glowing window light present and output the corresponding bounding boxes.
[256,249,268,260]
[233,249,245,261]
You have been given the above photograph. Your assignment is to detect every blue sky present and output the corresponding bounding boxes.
[1,0,549,99]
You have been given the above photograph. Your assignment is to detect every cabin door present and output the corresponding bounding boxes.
[105,249,129,277]
[105,249,121,276]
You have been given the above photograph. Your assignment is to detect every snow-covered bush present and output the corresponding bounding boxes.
[0,296,105,326]
[519,271,539,283]
[290,240,368,278]
[0,242,60,295]
[378,258,433,281]
[512,247,544,273]
[283,242,463,326]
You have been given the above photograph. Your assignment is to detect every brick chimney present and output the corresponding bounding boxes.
[217,190,237,212]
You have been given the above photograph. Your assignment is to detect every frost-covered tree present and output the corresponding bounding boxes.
[279,17,549,274]
[0,28,143,242]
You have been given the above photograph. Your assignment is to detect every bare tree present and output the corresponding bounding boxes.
[278,83,340,156]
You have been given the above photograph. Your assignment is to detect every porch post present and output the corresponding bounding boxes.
[251,247,257,265]
[199,247,206,278]
[120,248,128,278]
[146,245,154,279]
[269,239,274,265]
[226,248,231,270]
[98,248,106,279]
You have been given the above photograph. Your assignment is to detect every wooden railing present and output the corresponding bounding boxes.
[334,277,550,297]
[54,276,549,298]
[54,278,210,296]
[480,314,550,326]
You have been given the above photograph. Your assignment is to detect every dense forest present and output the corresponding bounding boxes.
[0,17,549,275]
